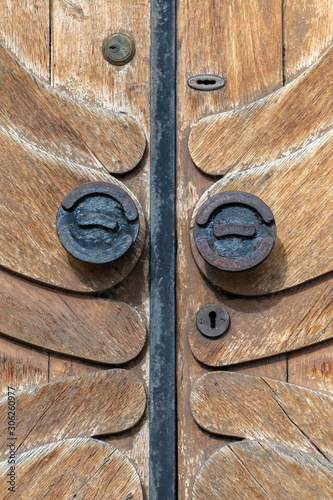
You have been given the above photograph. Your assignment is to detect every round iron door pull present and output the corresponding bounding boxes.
[193,191,276,272]
[56,181,140,264]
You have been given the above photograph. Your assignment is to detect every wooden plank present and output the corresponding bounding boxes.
[284,0,333,83]
[192,440,333,500]
[51,1,151,495]
[0,337,48,398]
[189,46,333,176]
[288,341,333,397]
[191,371,333,460]
[0,127,146,292]
[0,438,143,499]
[189,274,332,366]
[0,268,146,364]
[0,1,49,81]
[0,369,146,461]
[176,1,283,497]
[191,130,333,295]
[0,43,145,174]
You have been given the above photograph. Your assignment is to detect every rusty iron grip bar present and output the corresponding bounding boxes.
[150,0,176,497]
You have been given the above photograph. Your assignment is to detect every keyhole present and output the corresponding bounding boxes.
[209,311,217,329]
[197,78,216,85]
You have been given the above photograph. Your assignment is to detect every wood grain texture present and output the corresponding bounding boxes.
[51,0,151,495]
[192,440,333,500]
[0,126,146,292]
[0,267,146,364]
[176,1,283,497]
[191,129,333,295]
[0,369,146,461]
[189,46,333,176]
[189,273,332,366]
[0,0,50,81]
[0,43,145,174]
[284,0,333,83]
[191,371,333,460]
[288,341,333,397]
[0,438,143,499]
[0,336,48,398]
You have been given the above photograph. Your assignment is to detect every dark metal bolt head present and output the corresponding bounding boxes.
[56,181,140,264]
[194,191,276,272]
[102,33,135,66]
[196,304,230,338]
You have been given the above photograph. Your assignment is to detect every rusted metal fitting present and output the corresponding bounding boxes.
[194,191,276,272]
[187,74,226,91]
[102,33,135,66]
[56,181,139,264]
[196,304,230,338]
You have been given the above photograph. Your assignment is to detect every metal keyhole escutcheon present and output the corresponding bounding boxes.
[196,304,230,338]
[56,181,140,264]
[102,33,135,66]
[194,191,276,272]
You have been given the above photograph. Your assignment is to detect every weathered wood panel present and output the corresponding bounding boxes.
[191,371,333,460]
[0,337,48,398]
[0,438,143,499]
[189,46,332,176]
[0,127,146,292]
[0,1,49,81]
[192,441,333,500]
[51,0,151,495]
[0,369,146,461]
[0,43,145,174]
[288,341,333,396]
[191,130,333,295]
[284,0,333,83]
[0,268,146,364]
[189,273,332,366]
[176,1,283,497]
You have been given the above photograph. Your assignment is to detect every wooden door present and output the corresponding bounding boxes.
[0,1,332,499]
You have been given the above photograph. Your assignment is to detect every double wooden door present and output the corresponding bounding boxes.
[0,1,332,499]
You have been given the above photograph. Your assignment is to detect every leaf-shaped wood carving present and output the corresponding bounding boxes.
[0,438,143,500]
[0,126,146,292]
[191,129,333,295]
[192,441,333,500]
[191,371,333,460]
[0,267,146,364]
[189,273,332,367]
[189,45,332,176]
[0,43,146,174]
[0,370,146,461]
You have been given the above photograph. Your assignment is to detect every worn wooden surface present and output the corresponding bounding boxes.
[0,369,146,461]
[0,267,146,364]
[0,438,143,499]
[189,273,332,366]
[50,0,151,494]
[284,0,333,83]
[0,124,146,292]
[0,1,50,81]
[0,43,145,174]
[0,336,49,397]
[177,1,284,497]
[191,130,333,295]
[189,46,333,176]
[192,440,333,500]
[191,371,333,460]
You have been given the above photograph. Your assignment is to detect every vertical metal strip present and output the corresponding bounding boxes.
[150,0,176,496]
